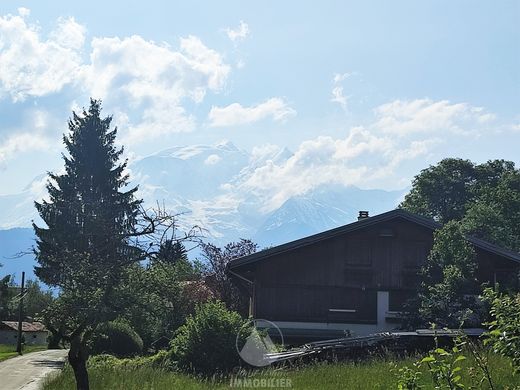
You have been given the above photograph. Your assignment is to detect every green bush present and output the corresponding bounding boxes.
[90,321,144,357]
[168,300,246,375]
[483,288,520,373]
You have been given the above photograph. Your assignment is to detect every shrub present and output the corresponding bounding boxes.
[483,288,520,373]
[168,300,246,375]
[90,321,143,357]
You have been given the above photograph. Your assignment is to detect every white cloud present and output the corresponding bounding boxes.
[330,72,352,111]
[0,133,51,167]
[225,21,249,43]
[240,98,494,211]
[373,98,494,136]
[0,12,85,101]
[204,154,221,165]
[208,98,296,127]
[83,34,231,143]
[333,72,352,83]
[17,8,30,17]
[0,9,232,145]
[330,86,348,112]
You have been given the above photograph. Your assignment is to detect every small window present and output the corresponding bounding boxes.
[33,335,37,339]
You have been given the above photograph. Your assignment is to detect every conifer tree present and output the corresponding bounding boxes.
[34,100,142,390]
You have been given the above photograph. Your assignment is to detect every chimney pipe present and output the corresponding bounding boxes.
[358,211,369,220]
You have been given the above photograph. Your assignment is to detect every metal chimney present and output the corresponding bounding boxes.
[358,211,369,220]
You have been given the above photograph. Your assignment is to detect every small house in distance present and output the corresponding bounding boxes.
[0,321,48,345]
[228,209,520,340]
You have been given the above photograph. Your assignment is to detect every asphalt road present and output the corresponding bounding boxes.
[0,349,68,390]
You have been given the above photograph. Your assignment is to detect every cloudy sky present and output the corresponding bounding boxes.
[0,1,518,196]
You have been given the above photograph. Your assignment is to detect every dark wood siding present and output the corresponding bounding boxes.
[253,218,434,321]
[246,216,520,323]
[255,284,377,323]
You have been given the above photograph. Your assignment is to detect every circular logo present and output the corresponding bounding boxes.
[235,319,284,367]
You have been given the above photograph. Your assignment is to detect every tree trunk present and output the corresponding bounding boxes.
[69,335,90,390]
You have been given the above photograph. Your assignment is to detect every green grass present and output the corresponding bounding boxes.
[42,353,519,390]
[0,344,48,362]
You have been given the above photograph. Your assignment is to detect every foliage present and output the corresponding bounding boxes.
[0,274,12,320]
[116,250,210,351]
[200,239,257,314]
[168,300,246,375]
[393,362,424,390]
[482,288,520,374]
[401,158,520,252]
[463,170,520,253]
[90,321,143,357]
[400,158,478,223]
[0,277,54,322]
[396,334,499,390]
[32,100,191,389]
[23,279,54,320]
[43,353,519,390]
[412,221,481,328]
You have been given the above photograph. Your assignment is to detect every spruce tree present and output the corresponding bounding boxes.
[33,100,142,390]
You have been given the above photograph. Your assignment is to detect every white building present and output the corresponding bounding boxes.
[0,321,48,345]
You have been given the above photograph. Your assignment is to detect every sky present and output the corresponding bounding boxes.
[0,1,519,197]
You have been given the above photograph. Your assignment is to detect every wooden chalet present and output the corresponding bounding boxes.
[227,209,520,339]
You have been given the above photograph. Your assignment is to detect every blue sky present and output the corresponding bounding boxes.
[0,1,518,197]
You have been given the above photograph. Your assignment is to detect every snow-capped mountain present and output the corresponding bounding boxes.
[0,141,407,279]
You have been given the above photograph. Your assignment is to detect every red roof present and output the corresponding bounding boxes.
[0,321,47,332]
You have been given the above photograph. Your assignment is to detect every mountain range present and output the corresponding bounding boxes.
[0,141,406,282]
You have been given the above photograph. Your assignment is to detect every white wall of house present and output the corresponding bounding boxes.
[0,330,48,345]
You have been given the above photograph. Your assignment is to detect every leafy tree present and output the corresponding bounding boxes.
[115,240,207,349]
[33,100,182,389]
[400,158,476,223]
[401,158,518,226]
[462,170,520,252]
[415,221,482,328]
[200,239,257,315]
[0,274,11,320]
[23,279,54,320]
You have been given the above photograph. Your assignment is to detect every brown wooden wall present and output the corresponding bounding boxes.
[248,217,520,322]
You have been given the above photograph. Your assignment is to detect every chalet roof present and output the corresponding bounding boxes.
[0,321,47,332]
[228,208,520,269]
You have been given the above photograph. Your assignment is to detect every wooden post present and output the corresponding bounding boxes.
[16,271,25,355]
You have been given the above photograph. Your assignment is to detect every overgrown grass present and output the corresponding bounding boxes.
[43,353,519,390]
[0,344,48,362]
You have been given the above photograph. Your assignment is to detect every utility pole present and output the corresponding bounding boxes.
[16,271,25,355]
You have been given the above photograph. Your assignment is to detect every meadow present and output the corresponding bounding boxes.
[42,353,519,390]
[0,344,48,362]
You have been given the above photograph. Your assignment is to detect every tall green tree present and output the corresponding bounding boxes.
[400,158,476,223]
[462,170,520,252]
[414,221,482,328]
[400,158,517,225]
[33,100,143,390]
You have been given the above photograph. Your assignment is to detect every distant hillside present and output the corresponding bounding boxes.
[0,228,37,283]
